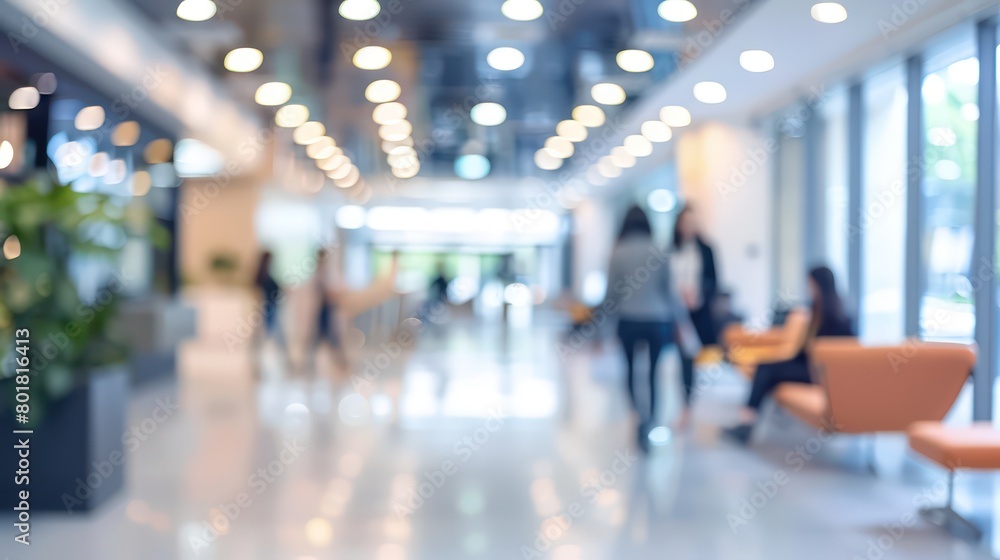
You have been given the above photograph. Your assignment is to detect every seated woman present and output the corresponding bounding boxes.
[723,266,853,444]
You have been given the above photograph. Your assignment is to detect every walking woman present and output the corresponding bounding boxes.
[671,205,718,427]
[723,266,854,444]
[606,206,699,448]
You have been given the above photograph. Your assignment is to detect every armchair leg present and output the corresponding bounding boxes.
[920,471,982,541]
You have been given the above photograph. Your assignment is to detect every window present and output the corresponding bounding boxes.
[818,89,850,290]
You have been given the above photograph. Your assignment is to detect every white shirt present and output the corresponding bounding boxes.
[671,240,702,308]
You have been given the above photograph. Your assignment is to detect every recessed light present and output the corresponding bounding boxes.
[641,121,672,142]
[535,149,562,171]
[693,81,726,104]
[811,2,847,23]
[365,79,401,103]
[379,120,412,141]
[487,47,526,71]
[616,50,654,73]
[610,147,636,168]
[176,0,216,21]
[598,157,622,178]
[591,83,626,105]
[659,105,691,127]
[0,141,13,170]
[556,120,588,142]
[339,0,381,21]
[75,106,106,131]
[455,154,491,180]
[353,46,392,70]
[648,189,678,213]
[373,102,407,125]
[657,0,697,22]
[572,105,606,127]
[255,82,292,106]
[224,48,263,72]
[471,102,507,126]
[501,0,543,21]
[740,50,775,73]
[624,135,653,157]
[294,122,326,145]
[306,137,337,159]
[545,136,574,159]
[276,104,310,128]
[8,87,39,110]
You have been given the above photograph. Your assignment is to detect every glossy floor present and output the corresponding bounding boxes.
[12,317,1000,559]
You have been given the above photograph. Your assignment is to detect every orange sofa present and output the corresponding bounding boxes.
[722,309,811,378]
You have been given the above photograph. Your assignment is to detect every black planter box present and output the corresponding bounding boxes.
[1,366,128,513]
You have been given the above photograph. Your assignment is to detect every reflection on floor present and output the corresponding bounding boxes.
[18,316,1000,559]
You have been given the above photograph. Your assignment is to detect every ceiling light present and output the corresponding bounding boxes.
[811,2,847,23]
[624,135,653,157]
[545,136,574,159]
[391,162,420,179]
[382,137,414,152]
[112,121,141,146]
[294,121,326,145]
[75,106,105,131]
[739,50,775,72]
[379,120,412,141]
[572,105,606,127]
[9,87,39,110]
[641,120,672,142]
[657,0,697,22]
[353,46,392,70]
[693,81,727,104]
[598,157,622,178]
[339,0,381,21]
[176,0,216,21]
[255,82,292,106]
[373,102,407,125]
[616,50,654,73]
[455,154,491,180]
[534,149,563,171]
[224,48,263,72]
[143,139,173,164]
[648,189,677,213]
[334,165,361,188]
[556,120,588,142]
[471,102,507,126]
[0,141,13,170]
[329,162,355,181]
[4,235,20,260]
[365,79,401,103]
[388,146,418,168]
[276,104,310,128]
[660,105,691,127]
[501,0,543,21]
[611,147,636,168]
[306,137,337,159]
[591,83,626,105]
[35,73,57,94]
[336,205,366,229]
[487,47,525,71]
[319,152,347,171]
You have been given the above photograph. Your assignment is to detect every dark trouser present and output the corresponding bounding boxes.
[679,304,713,406]
[747,355,811,410]
[617,319,675,422]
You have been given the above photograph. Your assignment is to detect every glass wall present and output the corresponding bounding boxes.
[860,64,908,343]
[818,89,850,290]
[920,31,978,341]
[774,124,806,301]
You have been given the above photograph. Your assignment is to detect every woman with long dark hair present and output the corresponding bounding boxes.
[723,266,854,444]
[670,205,718,426]
[606,205,699,449]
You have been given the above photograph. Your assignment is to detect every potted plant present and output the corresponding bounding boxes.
[0,177,151,511]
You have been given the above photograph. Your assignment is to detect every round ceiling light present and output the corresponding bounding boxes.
[610,147,636,168]
[624,135,653,157]
[648,189,678,213]
[693,81,727,104]
[339,0,381,21]
[455,154,491,180]
[294,121,326,145]
[534,149,563,171]
[0,141,13,170]
[556,120,588,142]
[470,102,507,126]
[501,0,543,21]
[353,46,392,70]
[811,2,847,23]
[8,87,39,110]
[641,120,672,143]
[739,50,775,73]
[373,102,408,125]
[75,106,105,131]
[382,137,414,153]
[591,83,626,106]
[365,79,401,103]
[318,152,347,171]
[545,136,574,159]
[255,82,292,106]
[388,146,419,169]
[572,105,606,127]
[306,137,337,159]
[657,0,697,22]
[391,162,420,179]
[598,157,622,178]
[176,0,216,21]
[616,49,655,73]
[224,48,263,72]
[276,104,310,128]
[334,165,361,188]
[112,121,141,147]
[659,105,691,127]
[487,47,525,71]
[379,120,413,142]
